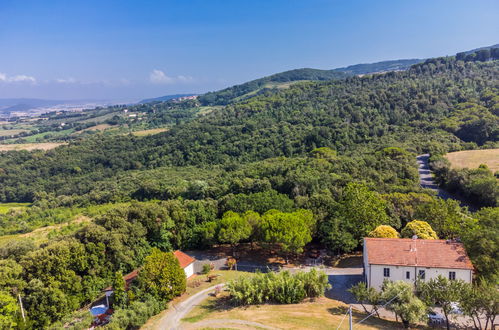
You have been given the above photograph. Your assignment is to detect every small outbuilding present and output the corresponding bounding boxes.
[174,250,196,279]
[363,237,474,289]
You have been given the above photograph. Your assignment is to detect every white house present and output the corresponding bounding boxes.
[174,250,196,279]
[363,237,473,289]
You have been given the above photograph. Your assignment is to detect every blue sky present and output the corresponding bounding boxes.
[0,0,498,101]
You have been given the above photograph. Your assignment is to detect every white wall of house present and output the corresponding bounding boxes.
[366,264,472,289]
[183,263,194,279]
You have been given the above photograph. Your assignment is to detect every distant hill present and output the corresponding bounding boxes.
[198,44,498,106]
[458,43,499,56]
[139,94,197,104]
[197,59,425,106]
[332,59,423,75]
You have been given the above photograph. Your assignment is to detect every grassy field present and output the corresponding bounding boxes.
[0,142,65,151]
[445,148,499,172]
[132,128,169,136]
[0,202,31,214]
[182,295,404,330]
[0,129,29,137]
[80,123,113,132]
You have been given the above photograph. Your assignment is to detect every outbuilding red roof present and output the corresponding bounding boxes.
[174,250,195,268]
[364,238,474,270]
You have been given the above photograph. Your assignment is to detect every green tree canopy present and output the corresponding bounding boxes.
[138,248,186,301]
[217,211,252,253]
[260,209,315,261]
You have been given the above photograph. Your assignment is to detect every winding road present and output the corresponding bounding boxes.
[417,154,475,210]
[416,154,453,199]
[158,285,222,329]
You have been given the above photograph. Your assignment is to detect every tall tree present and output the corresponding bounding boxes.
[111,271,127,308]
[382,281,427,328]
[338,183,391,242]
[418,276,467,330]
[260,210,315,262]
[138,248,186,301]
[217,211,252,255]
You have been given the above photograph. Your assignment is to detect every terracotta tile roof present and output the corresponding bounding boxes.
[174,250,196,268]
[364,238,474,270]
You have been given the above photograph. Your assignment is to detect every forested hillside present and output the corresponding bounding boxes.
[0,50,498,328]
[0,56,497,203]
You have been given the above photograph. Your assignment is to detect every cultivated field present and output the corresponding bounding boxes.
[0,142,65,151]
[445,148,499,172]
[132,128,169,136]
[80,123,113,132]
[0,129,28,137]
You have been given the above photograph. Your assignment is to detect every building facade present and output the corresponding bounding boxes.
[363,238,473,289]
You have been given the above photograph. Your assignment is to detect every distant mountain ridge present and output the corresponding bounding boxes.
[195,43,498,106]
[138,94,197,104]
[332,58,423,75]
[197,59,424,106]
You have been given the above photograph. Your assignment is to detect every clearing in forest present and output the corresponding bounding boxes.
[0,142,65,151]
[132,128,169,136]
[445,148,499,172]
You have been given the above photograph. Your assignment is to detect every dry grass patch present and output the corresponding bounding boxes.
[445,149,499,172]
[0,129,28,137]
[183,296,404,330]
[0,142,65,151]
[132,128,169,136]
[79,123,113,132]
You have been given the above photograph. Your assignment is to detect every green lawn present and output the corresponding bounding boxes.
[0,202,31,214]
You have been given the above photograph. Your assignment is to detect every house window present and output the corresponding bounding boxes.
[406,271,410,279]
[418,270,426,279]
[383,268,390,277]
[449,271,456,280]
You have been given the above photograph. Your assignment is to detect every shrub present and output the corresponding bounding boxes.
[401,220,438,239]
[103,295,165,330]
[201,263,211,275]
[368,225,399,238]
[227,269,330,306]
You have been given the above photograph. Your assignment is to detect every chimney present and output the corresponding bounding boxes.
[410,235,418,252]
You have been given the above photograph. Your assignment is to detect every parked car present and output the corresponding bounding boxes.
[449,302,463,314]
[428,311,445,324]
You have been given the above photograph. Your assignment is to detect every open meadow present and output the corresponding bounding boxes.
[445,148,499,172]
[0,142,65,151]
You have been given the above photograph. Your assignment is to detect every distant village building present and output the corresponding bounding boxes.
[363,238,474,289]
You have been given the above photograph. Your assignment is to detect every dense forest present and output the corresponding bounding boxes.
[0,50,498,328]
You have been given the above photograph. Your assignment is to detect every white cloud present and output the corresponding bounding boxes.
[149,69,194,84]
[0,72,36,83]
[55,77,77,84]
[150,69,173,84]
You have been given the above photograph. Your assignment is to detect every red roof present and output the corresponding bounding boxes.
[364,238,474,270]
[174,250,195,268]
